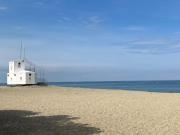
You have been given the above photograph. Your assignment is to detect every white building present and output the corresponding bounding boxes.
[7,59,37,86]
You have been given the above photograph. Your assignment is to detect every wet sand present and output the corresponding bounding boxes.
[0,86,180,135]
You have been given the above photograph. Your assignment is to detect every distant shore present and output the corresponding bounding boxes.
[1,86,180,135]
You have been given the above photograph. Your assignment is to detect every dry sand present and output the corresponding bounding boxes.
[0,86,180,135]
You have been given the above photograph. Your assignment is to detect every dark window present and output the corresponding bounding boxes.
[20,77,22,80]
[18,62,21,68]
[29,73,32,76]
[14,74,16,76]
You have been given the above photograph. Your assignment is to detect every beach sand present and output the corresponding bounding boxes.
[0,86,180,135]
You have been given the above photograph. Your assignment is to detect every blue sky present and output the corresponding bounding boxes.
[1,0,180,82]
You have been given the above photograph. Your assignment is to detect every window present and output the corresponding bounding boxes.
[14,74,16,76]
[20,77,22,80]
[29,74,32,81]
[18,62,21,68]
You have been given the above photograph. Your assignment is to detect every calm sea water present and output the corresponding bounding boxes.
[48,81,180,93]
[1,81,180,93]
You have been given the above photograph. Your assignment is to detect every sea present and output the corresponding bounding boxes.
[48,80,180,93]
[2,80,180,93]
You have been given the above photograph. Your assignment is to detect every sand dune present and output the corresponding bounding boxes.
[0,86,180,135]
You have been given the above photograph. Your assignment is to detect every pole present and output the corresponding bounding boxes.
[20,41,22,60]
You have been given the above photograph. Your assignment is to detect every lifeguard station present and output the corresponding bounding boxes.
[7,45,37,86]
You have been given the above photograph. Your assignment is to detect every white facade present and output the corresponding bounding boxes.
[7,60,37,85]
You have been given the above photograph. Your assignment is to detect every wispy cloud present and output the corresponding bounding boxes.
[13,26,24,30]
[0,6,8,11]
[57,15,104,27]
[34,1,44,6]
[110,36,180,54]
[122,26,146,31]
[130,39,168,45]
[87,16,104,24]
[57,17,71,23]
[112,38,168,47]
[82,16,104,30]
[34,0,62,7]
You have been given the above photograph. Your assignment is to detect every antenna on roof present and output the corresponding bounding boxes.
[23,45,26,60]
[20,41,26,60]
[20,41,23,60]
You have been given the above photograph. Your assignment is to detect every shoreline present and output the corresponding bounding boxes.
[1,85,180,94]
[2,80,180,93]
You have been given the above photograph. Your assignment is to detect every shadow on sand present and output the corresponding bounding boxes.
[0,110,102,135]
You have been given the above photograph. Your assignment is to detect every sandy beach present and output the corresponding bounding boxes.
[1,86,180,135]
